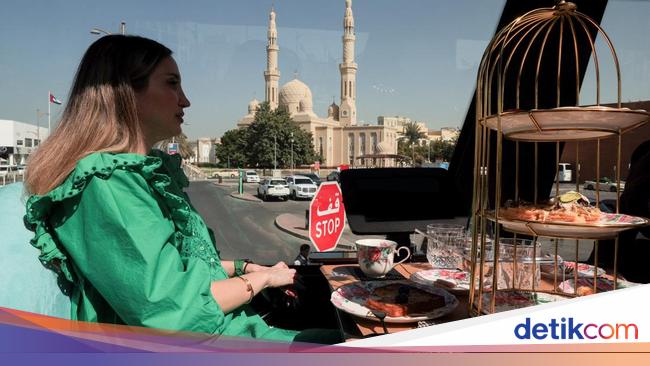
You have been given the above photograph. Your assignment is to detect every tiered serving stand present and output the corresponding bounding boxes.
[468,1,650,315]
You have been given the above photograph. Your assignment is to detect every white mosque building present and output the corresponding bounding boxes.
[237,0,400,168]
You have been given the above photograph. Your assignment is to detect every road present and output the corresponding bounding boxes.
[186,179,381,265]
[553,183,619,203]
[185,180,308,265]
[188,180,602,265]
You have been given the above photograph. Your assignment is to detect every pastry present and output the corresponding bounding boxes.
[576,285,595,296]
[365,283,446,317]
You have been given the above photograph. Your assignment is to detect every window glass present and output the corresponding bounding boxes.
[581,0,650,105]
[1,0,508,168]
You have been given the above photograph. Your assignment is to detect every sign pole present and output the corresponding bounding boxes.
[238,169,244,195]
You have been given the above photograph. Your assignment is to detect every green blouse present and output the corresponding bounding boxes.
[24,150,301,341]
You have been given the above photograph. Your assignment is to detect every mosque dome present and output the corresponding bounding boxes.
[376,141,393,154]
[299,97,313,113]
[247,98,260,114]
[327,102,340,119]
[279,78,313,107]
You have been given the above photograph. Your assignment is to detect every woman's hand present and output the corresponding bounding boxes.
[271,261,289,269]
[210,265,295,313]
[263,266,296,288]
[245,261,289,273]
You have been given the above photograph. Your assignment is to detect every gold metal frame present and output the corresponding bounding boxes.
[468,1,649,316]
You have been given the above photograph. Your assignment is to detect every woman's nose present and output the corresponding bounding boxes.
[180,89,191,108]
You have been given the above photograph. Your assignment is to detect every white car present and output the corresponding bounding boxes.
[286,175,318,200]
[211,170,238,179]
[244,170,260,183]
[257,178,290,201]
[583,178,625,192]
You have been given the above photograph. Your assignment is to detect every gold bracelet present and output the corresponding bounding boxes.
[237,276,254,304]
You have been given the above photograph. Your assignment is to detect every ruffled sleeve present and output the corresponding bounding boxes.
[24,153,224,333]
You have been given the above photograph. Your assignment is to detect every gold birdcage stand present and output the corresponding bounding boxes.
[468,1,649,315]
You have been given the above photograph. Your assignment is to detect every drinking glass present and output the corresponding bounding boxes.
[426,223,465,269]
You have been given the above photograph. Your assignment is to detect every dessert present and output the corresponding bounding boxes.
[365,283,446,318]
[576,285,595,296]
[501,191,601,224]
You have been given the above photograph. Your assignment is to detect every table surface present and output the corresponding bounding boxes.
[320,262,569,340]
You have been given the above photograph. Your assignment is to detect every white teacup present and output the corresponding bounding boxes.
[356,239,411,278]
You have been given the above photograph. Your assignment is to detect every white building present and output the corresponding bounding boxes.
[378,115,458,145]
[377,116,412,129]
[189,137,218,164]
[0,119,48,165]
[236,1,400,167]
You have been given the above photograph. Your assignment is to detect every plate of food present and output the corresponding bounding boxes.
[562,261,606,278]
[330,280,459,323]
[410,269,475,293]
[495,191,648,239]
[540,257,606,279]
[478,291,567,314]
[481,106,649,141]
[557,277,638,296]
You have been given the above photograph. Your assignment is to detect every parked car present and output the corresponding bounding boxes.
[211,169,239,179]
[301,173,322,186]
[244,170,260,183]
[257,178,290,201]
[286,175,318,200]
[326,171,340,182]
[583,178,625,192]
[556,163,573,182]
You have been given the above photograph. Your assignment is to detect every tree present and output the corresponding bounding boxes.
[399,122,427,164]
[215,128,248,168]
[215,102,318,169]
[429,137,457,162]
[157,133,194,160]
[402,122,427,146]
[397,136,458,166]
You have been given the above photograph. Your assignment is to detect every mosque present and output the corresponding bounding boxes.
[236,0,401,168]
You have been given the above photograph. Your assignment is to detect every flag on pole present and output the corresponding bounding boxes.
[49,93,62,105]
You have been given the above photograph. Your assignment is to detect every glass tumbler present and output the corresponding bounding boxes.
[426,223,465,269]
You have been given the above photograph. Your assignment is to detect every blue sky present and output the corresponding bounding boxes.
[1,0,649,139]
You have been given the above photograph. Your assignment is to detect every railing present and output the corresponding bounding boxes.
[182,163,208,181]
[0,173,25,187]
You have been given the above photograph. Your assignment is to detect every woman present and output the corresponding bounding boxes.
[24,35,339,343]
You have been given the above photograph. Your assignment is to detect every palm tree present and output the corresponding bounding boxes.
[400,122,427,164]
[402,121,427,146]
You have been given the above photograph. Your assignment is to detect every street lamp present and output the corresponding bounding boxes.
[273,134,277,171]
[290,132,294,173]
[90,21,126,35]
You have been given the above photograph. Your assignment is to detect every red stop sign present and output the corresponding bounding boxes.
[309,182,346,252]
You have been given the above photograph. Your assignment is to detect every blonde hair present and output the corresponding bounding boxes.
[25,35,172,195]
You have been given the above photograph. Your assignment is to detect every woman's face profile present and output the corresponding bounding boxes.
[135,56,191,145]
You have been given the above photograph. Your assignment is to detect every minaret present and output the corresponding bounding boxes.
[265,7,280,110]
[339,0,357,126]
